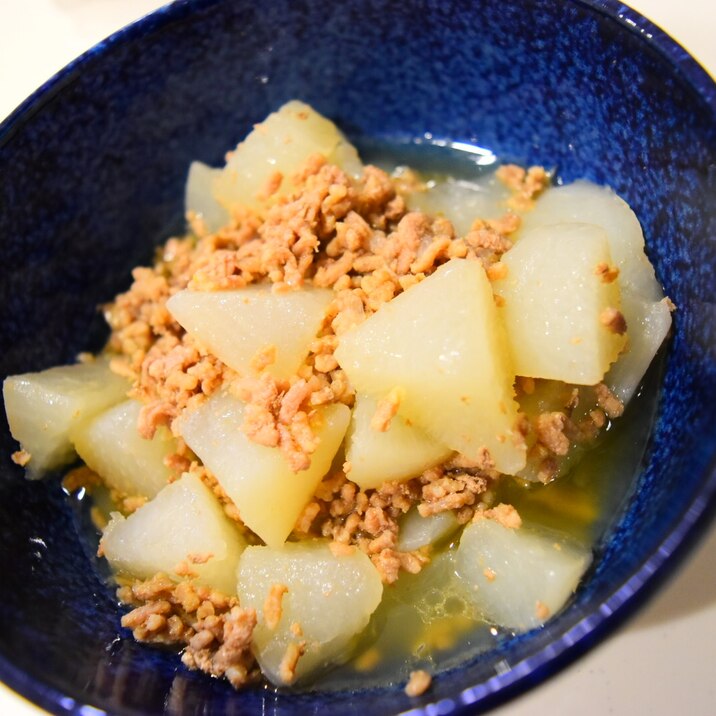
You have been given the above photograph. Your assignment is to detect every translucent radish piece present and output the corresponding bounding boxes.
[493,223,626,384]
[71,399,175,499]
[397,508,459,552]
[3,360,129,478]
[406,175,510,236]
[185,161,230,233]
[455,517,591,631]
[213,100,362,213]
[518,180,663,301]
[237,541,383,685]
[101,473,246,595]
[166,285,333,380]
[518,181,672,403]
[606,291,672,404]
[177,392,350,548]
[329,136,363,179]
[345,393,451,490]
[335,259,525,474]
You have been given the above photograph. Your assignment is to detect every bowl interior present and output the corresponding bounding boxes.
[0,0,715,714]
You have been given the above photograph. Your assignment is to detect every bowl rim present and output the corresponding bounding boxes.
[0,1,715,714]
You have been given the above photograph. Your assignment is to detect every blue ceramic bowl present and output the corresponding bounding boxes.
[1,0,715,713]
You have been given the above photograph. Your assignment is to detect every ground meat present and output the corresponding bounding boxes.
[535,412,570,456]
[256,170,283,202]
[486,261,508,281]
[329,541,356,557]
[600,307,627,335]
[278,641,306,685]
[496,164,549,210]
[594,382,624,418]
[290,457,492,582]
[62,465,101,493]
[405,669,432,696]
[118,574,258,688]
[263,583,288,630]
[476,503,522,529]
[535,601,551,621]
[418,465,489,518]
[370,387,403,432]
[11,449,31,467]
[594,261,620,283]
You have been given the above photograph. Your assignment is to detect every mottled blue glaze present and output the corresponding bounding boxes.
[0,0,714,714]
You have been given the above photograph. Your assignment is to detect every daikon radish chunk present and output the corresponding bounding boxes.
[185,161,230,233]
[214,100,361,212]
[335,258,525,474]
[455,517,591,631]
[71,400,175,499]
[329,136,363,179]
[177,392,350,547]
[493,223,627,384]
[406,175,510,237]
[517,181,672,403]
[3,360,128,478]
[397,508,459,552]
[237,541,382,685]
[345,393,451,490]
[606,291,672,403]
[518,180,663,300]
[101,473,246,595]
[167,286,333,379]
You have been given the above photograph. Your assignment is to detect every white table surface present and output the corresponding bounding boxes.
[1,1,714,714]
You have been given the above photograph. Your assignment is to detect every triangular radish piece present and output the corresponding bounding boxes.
[335,258,525,474]
[101,473,246,595]
[177,391,350,547]
[167,285,332,379]
[345,393,451,490]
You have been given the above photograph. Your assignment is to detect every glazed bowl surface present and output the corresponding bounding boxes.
[0,0,715,714]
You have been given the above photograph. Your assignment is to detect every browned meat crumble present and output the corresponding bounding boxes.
[405,669,432,696]
[117,573,259,688]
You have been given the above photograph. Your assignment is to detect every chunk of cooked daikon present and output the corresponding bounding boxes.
[516,181,672,402]
[3,360,129,478]
[493,223,627,384]
[185,161,230,233]
[166,286,333,380]
[397,508,459,552]
[518,180,663,300]
[71,399,175,499]
[101,472,246,595]
[455,516,591,631]
[335,258,525,475]
[237,541,383,685]
[344,393,451,490]
[177,392,350,548]
[213,100,362,213]
[406,175,510,237]
[606,291,672,403]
